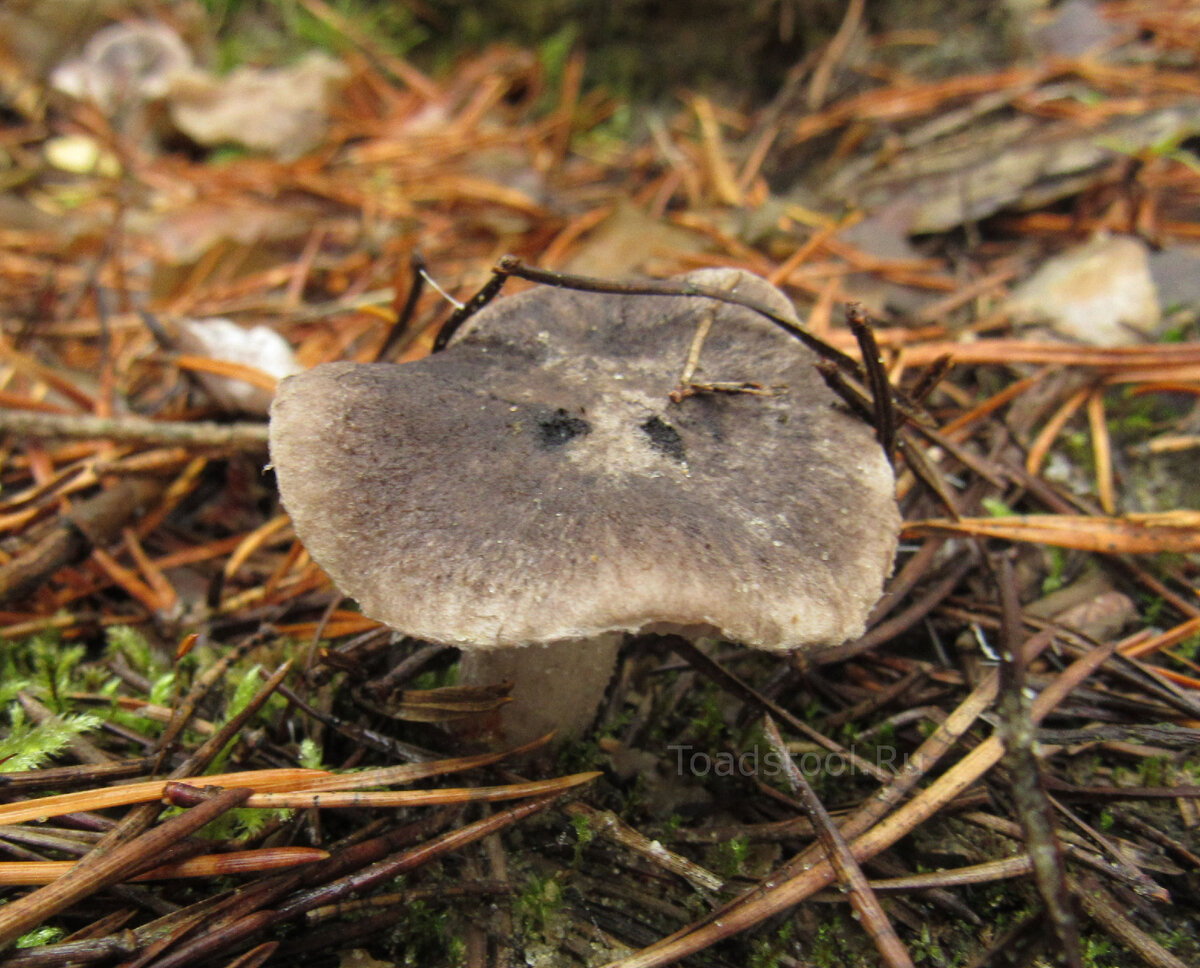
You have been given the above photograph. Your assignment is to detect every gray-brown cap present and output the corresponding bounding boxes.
[269,268,899,653]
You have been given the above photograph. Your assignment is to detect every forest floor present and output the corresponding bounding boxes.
[1,2,1199,966]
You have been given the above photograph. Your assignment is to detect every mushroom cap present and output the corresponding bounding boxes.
[269,269,899,651]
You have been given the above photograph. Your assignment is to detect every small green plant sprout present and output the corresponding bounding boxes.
[206,664,270,776]
[298,736,325,770]
[1041,545,1068,595]
[105,625,161,676]
[1160,322,1191,343]
[537,24,579,95]
[569,811,595,866]
[981,496,1014,518]
[514,873,564,937]
[10,633,88,711]
[1097,129,1200,174]
[146,671,178,710]
[910,923,947,965]
[1081,933,1116,964]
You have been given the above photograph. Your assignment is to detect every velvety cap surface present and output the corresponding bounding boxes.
[269,269,899,650]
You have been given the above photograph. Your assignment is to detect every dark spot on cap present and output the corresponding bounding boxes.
[640,416,686,463]
[537,410,591,448]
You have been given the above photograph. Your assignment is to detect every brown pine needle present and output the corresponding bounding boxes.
[563,802,724,893]
[1121,613,1200,659]
[121,527,178,612]
[0,848,330,886]
[0,740,568,825]
[170,772,602,810]
[866,855,1034,891]
[885,339,1200,370]
[761,715,916,968]
[1026,385,1090,475]
[904,512,1200,554]
[89,546,163,613]
[0,768,332,826]
[173,355,280,392]
[0,787,253,949]
[1086,388,1115,515]
[692,96,742,205]
[223,514,292,581]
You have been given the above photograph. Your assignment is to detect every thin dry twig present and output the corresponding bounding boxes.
[0,411,269,450]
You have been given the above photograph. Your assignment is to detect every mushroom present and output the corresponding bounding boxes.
[268,268,899,746]
[50,21,193,116]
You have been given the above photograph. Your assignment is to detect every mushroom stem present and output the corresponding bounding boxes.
[456,634,624,747]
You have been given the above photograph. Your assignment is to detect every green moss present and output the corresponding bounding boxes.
[298,736,325,770]
[1041,546,1068,595]
[809,914,874,967]
[909,924,951,966]
[412,662,458,691]
[981,496,1015,517]
[1106,387,1178,440]
[382,899,461,966]
[1150,926,1200,966]
[555,735,602,776]
[1140,594,1167,627]
[748,920,795,968]
[1140,755,1169,787]
[710,836,750,879]
[15,927,65,949]
[569,812,595,866]
[619,770,648,817]
[0,705,104,773]
[105,625,158,673]
[1175,633,1200,663]
[597,706,635,740]
[689,687,728,745]
[513,873,564,937]
[1081,934,1117,965]
[0,632,107,772]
